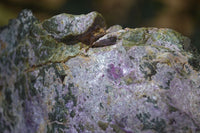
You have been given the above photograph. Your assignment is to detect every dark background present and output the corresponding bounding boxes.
[0,0,199,49]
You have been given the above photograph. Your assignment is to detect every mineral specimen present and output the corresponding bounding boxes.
[0,9,200,133]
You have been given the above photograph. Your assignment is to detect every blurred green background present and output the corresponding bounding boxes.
[0,0,200,48]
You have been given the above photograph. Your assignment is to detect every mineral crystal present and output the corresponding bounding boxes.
[0,9,200,133]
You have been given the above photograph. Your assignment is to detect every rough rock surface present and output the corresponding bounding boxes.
[0,10,200,133]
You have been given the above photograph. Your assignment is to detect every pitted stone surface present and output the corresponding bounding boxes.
[0,10,200,133]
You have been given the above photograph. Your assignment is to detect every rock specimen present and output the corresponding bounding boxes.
[0,9,200,133]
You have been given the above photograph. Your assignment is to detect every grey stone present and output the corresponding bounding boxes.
[0,9,200,133]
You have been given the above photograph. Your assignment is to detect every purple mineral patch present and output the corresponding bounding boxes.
[107,64,124,80]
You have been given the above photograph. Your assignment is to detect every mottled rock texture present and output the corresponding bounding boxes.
[0,9,200,133]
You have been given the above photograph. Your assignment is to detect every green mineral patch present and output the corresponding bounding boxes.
[13,41,30,67]
[28,74,38,96]
[122,40,145,49]
[14,74,27,100]
[63,83,77,107]
[150,45,172,52]
[123,71,136,85]
[31,23,48,36]
[159,72,174,90]
[120,28,147,44]
[74,123,85,132]
[48,96,69,132]
[1,88,17,131]
[110,124,125,133]
[188,54,200,71]
[98,121,109,131]
[139,62,157,80]
[29,36,81,63]
[48,83,77,132]
[146,96,157,104]
[69,110,76,118]
[136,112,166,132]
[54,63,69,82]
[42,17,61,35]
[25,37,83,72]
[85,122,95,132]
[151,28,185,49]
[168,104,179,113]
[124,76,134,85]
[0,112,12,132]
